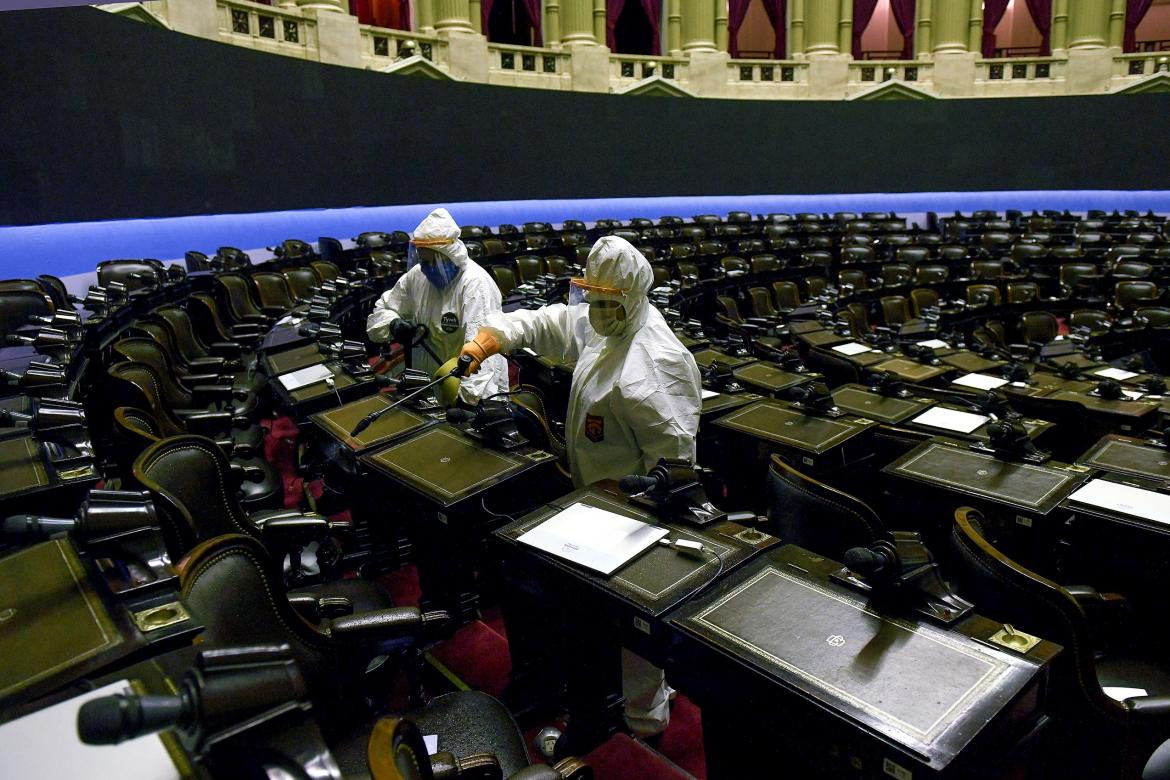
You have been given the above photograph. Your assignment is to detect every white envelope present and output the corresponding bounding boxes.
[832,342,872,356]
[276,362,333,391]
[952,373,1009,390]
[1068,479,1170,525]
[917,339,950,349]
[1095,367,1139,381]
[911,406,989,434]
[518,502,668,575]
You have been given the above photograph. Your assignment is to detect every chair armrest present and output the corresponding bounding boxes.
[260,306,288,318]
[209,342,244,359]
[1127,695,1170,719]
[229,461,267,485]
[181,372,229,386]
[191,384,250,404]
[288,594,354,622]
[507,766,561,780]
[179,410,233,434]
[329,607,450,644]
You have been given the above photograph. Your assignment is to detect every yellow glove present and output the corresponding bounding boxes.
[458,327,502,375]
[432,357,463,408]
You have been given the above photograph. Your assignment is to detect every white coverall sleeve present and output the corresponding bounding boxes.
[485,304,584,364]
[456,277,509,403]
[366,273,417,343]
[618,356,702,474]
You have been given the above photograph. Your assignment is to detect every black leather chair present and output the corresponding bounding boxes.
[178,533,586,780]
[772,280,802,310]
[154,304,263,385]
[1006,281,1038,304]
[766,455,882,559]
[909,287,940,317]
[217,273,275,326]
[950,507,1170,780]
[491,265,518,296]
[1018,310,1059,345]
[879,295,912,327]
[284,266,322,300]
[966,283,1002,306]
[252,271,304,312]
[112,337,261,418]
[1069,308,1112,333]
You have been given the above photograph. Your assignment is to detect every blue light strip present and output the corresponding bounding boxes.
[4,190,1170,279]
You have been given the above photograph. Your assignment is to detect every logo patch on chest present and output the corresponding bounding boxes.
[440,312,460,334]
[584,414,605,443]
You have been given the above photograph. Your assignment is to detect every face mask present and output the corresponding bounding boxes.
[421,258,459,289]
[589,299,628,337]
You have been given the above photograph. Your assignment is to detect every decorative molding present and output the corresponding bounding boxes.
[1113,71,1170,94]
[378,54,454,80]
[847,78,938,101]
[96,3,171,29]
[614,74,695,97]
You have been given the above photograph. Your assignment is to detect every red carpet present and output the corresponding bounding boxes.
[427,619,511,699]
[583,733,695,780]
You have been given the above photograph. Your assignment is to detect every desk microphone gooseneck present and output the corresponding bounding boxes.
[349,354,473,437]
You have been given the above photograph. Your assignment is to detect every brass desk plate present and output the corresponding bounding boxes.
[988,625,1041,654]
[132,602,190,633]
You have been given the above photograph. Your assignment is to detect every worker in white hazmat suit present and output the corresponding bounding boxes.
[366,208,508,403]
[459,234,702,737]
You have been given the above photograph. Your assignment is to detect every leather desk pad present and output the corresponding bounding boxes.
[499,488,775,616]
[265,342,326,376]
[1050,390,1159,419]
[732,363,811,393]
[288,364,365,403]
[713,400,873,454]
[0,436,49,497]
[0,538,132,706]
[362,425,530,505]
[691,349,755,369]
[672,552,1042,768]
[832,385,935,424]
[940,352,1006,374]
[311,394,429,451]
[884,441,1084,513]
[798,330,850,348]
[1078,435,1170,482]
[700,392,760,417]
[871,357,951,382]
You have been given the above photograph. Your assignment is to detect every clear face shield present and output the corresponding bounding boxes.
[570,278,629,336]
[408,240,460,289]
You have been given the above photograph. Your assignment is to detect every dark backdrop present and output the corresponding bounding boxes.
[1,6,1168,226]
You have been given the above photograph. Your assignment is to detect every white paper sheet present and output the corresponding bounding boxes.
[424,735,439,755]
[832,342,873,356]
[910,406,989,434]
[917,339,950,349]
[1103,686,1148,702]
[1121,389,1145,400]
[276,363,333,391]
[0,680,181,779]
[952,373,1010,390]
[1095,367,1139,381]
[1068,479,1170,525]
[517,502,668,575]
[700,389,720,400]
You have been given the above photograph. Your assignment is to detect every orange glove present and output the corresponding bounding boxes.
[459,327,502,374]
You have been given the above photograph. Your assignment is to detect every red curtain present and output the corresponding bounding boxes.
[1124,0,1154,52]
[372,0,406,29]
[524,0,543,45]
[640,0,661,55]
[482,0,495,34]
[606,0,624,50]
[981,0,1009,57]
[727,0,752,57]
[1024,0,1051,55]
[889,0,915,59]
[350,0,375,25]
[851,0,878,59]
[761,0,787,58]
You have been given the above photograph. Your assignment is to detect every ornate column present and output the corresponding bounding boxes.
[931,0,968,54]
[1051,0,1068,50]
[667,0,682,54]
[916,0,932,58]
[1067,0,1110,49]
[682,0,716,51]
[469,0,482,33]
[545,0,561,43]
[715,0,728,51]
[804,0,840,55]
[966,0,982,53]
[417,0,435,33]
[593,0,606,44]
[561,0,595,42]
[789,0,805,55]
[837,0,852,56]
[1108,0,1125,48]
[434,0,475,32]
[296,0,344,10]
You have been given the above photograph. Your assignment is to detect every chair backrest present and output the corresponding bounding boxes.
[252,272,296,310]
[309,260,340,282]
[838,269,868,290]
[217,273,264,321]
[282,267,319,300]
[97,260,162,293]
[766,455,883,558]
[846,302,870,334]
[895,247,930,265]
[1068,308,1111,332]
[948,508,1128,764]
[840,246,874,265]
[971,260,1004,280]
[111,406,164,486]
[747,287,776,318]
[1113,261,1153,279]
[966,284,1001,306]
[317,237,344,264]
[0,289,54,341]
[514,255,544,282]
[750,254,781,274]
[178,533,334,699]
[909,287,939,317]
[1060,262,1098,287]
[1006,281,1038,304]
[111,339,193,409]
[1019,310,1059,344]
[155,305,214,362]
[545,255,568,276]
[186,293,236,343]
[715,295,743,324]
[105,363,186,439]
[913,264,949,284]
[880,264,911,286]
[185,251,214,272]
[720,256,749,275]
[481,238,509,258]
[490,265,517,295]
[1115,280,1159,310]
[1135,307,1170,328]
[880,295,910,326]
[36,275,71,310]
[772,281,801,310]
[215,247,253,269]
[276,240,313,262]
[805,276,828,298]
[134,434,254,559]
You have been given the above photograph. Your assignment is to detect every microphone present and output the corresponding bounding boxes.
[619,474,661,495]
[3,515,76,538]
[844,544,897,578]
[445,401,512,430]
[78,693,189,746]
